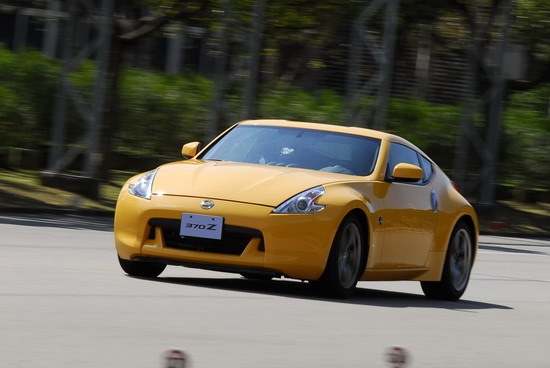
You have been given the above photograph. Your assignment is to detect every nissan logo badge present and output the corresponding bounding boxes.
[200,200,215,210]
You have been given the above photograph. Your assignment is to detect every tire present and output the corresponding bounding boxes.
[118,255,166,278]
[421,221,474,301]
[312,215,365,298]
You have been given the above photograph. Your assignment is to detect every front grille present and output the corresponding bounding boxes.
[148,218,263,255]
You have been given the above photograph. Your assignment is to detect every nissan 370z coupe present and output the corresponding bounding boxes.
[114,119,478,300]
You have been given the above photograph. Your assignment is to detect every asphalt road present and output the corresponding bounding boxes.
[1,213,549,368]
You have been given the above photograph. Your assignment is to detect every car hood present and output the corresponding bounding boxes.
[151,160,348,207]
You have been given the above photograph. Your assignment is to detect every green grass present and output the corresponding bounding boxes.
[1,168,549,237]
[0,169,134,212]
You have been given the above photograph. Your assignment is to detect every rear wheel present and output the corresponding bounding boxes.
[118,255,166,278]
[421,221,474,301]
[312,215,365,298]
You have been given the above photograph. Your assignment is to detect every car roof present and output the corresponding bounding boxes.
[237,119,396,141]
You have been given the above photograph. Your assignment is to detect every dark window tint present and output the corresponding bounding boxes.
[200,125,380,176]
[418,155,433,183]
[387,142,433,184]
[387,143,420,175]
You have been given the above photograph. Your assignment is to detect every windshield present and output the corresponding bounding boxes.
[199,125,380,176]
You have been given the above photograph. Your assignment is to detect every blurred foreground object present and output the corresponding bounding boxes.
[385,346,410,367]
[163,348,189,368]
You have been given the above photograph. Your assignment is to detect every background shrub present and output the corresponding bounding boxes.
[1,47,549,195]
[0,47,58,148]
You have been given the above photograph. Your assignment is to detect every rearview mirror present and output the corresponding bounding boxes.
[391,163,423,182]
[181,142,201,159]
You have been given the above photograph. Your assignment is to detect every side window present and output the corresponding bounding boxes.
[387,142,427,184]
[418,154,433,183]
[387,143,420,173]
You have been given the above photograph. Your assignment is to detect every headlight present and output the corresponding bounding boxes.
[128,169,158,199]
[273,186,326,214]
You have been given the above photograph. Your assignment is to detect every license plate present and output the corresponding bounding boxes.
[180,213,223,240]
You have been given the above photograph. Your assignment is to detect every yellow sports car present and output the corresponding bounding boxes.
[115,119,478,300]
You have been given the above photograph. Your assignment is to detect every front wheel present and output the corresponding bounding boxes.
[421,221,474,301]
[312,215,365,298]
[118,255,166,278]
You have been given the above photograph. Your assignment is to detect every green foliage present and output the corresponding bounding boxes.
[501,91,550,189]
[0,84,31,147]
[116,69,212,156]
[0,47,58,148]
[0,47,212,157]
[258,88,345,124]
[69,61,96,97]
[506,86,550,129]
[513,0,550,61]
[387,99,461,170]
[2,46,549,195]
[500,121,550,189]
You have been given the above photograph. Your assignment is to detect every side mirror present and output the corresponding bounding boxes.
[391,163,423,182]
[181,142,201,159]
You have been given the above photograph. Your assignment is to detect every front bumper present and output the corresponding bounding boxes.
[114,191,341,280]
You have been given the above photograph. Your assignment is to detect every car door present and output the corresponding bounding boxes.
[378,142,438,268]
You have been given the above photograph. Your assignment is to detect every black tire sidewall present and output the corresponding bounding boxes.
[319,215,365,298]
